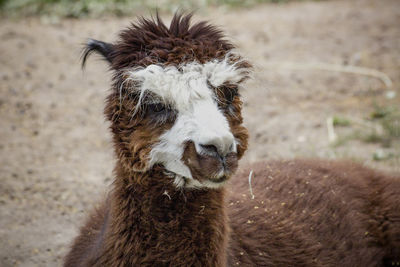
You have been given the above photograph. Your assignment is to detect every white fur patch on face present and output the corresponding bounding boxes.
[125,55,248,111]
[124,55,248,188]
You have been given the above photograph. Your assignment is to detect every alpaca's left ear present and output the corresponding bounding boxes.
[81,39,114,68]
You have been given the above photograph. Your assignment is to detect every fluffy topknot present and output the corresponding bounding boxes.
[110,12,235,69]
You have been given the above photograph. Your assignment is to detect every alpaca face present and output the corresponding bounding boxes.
[84,14,250,188]
[119,58,249,188]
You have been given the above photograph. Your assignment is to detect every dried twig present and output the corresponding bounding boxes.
[261,62,393,88]
[248,170,255,200]
[163,190,171,200]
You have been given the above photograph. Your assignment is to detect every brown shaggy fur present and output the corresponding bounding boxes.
[65,13,400,266]
[65,164,229,266]
[228,159,400,266]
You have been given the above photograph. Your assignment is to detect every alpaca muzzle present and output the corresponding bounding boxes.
[182,141,238,185]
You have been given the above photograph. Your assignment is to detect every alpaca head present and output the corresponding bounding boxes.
[83,13,251,189]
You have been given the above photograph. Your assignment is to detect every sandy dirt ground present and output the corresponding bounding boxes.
[1,0,399,266]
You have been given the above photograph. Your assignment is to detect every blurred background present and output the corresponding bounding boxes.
[1,0,399,266]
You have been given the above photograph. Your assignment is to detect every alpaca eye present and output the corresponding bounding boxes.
[147,103,166,114]
[225,90,238,106]
[225,93,234,105]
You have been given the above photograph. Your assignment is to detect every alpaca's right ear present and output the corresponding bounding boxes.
[81,39,114,69]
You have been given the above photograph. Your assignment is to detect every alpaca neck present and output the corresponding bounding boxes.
[102,163,228,266]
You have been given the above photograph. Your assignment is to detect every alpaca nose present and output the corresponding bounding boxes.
[199,135,235,158]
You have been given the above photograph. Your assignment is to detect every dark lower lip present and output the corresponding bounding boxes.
[208,176,228,184]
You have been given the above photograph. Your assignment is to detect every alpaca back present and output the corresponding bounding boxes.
[227,159,400,266]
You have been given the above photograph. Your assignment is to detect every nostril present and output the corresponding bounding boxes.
[200,144,219,156]
[229,143,234,152]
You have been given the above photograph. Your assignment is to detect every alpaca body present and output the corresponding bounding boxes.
[66,160,400,266]
[65,13,400,267]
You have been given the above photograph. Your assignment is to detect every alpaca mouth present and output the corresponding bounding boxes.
[164,169,230,188]
[208,175,228,184]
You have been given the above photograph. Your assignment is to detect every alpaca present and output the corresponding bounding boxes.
[65,13,400,266]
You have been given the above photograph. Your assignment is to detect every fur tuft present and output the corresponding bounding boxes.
[81,39,115,69]
[110,12,235,69]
